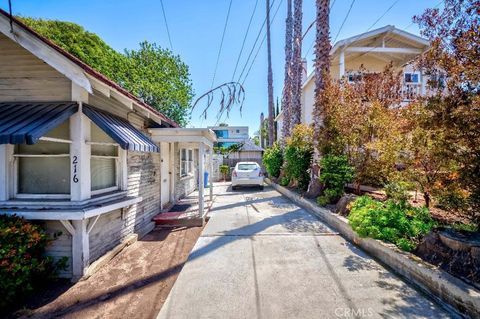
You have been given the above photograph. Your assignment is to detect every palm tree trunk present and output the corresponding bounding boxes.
[290,0,303,131]
[281,0,293,142]
[306,0,330,198]
[266,0,275,147]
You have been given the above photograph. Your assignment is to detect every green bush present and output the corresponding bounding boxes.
[0,215,63,312]
[384,181,412,204]
[279,176,290,187]
[317,196,329,207]
[263,143,283,178]
[284,125,313,190]
[319,155,354,204]
[348,196,435,251]
[220,165,230,180]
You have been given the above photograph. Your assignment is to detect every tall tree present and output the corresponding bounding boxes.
[306,0,330,197]
[281,0,293,142]
[290,0,303,130]
[266,0,275,147]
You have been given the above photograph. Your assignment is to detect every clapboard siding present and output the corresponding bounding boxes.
[88,91,145,129]
[43,220,73,278]
[0,33,71,101]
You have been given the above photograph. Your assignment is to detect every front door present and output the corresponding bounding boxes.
[160,142,170,209]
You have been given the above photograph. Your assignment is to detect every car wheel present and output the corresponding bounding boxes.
[259,185,264,190]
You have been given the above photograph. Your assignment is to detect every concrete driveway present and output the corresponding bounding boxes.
[157,183,453,319]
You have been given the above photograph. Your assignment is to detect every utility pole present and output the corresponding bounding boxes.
[266,0,275,147]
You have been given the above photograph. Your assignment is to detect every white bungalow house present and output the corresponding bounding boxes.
[0,10,216,280]
[276,25,430,141]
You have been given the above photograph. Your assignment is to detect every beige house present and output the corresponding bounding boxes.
[0,10,215,280]
[276,25,430,141]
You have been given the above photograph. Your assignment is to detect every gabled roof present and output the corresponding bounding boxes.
[239,140,263,152]
[0,9,178,128]
[330,25,429,56]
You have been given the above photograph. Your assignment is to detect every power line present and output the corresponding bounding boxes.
[211,0,234,88]
[240,0,284,85]
[236,0,276,84]
[214,0,282,125]
[231,0,260,81]
[160,0,173,51]
[332,0,356,44]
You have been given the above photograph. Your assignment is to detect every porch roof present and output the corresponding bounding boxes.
[0,101,78,144]
[149,128,217,148]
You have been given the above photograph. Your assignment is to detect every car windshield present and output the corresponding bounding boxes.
[237,164,258,171]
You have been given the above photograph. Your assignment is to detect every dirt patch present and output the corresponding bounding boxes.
[415,230,480,287]
[15,226,204,319]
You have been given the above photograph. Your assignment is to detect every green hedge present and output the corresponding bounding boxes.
[0,215,64,312]
[263,143,283,178]
[348,196,435,251]
[317,155,354,205]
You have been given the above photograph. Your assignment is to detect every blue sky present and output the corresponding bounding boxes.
[3,0,440,135]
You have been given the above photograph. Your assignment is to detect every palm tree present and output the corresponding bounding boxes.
[290,0,303,131]
[306,0,331,198]
[266,0,275,147]
[281,0,293,142]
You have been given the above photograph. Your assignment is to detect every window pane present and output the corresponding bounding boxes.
[188,150,193,161]
[91,144,118,156]
[18,157,70,194]
[181,149,187,160]
[181,161,187,176]
[238,164,258,170]
[91,158,117,191]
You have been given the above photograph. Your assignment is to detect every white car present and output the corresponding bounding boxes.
[231,162,264,190]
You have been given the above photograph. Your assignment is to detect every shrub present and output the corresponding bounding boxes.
[317,196,329,207]
[219,165,229,181]
[348,196,435,251]
[0,215,63,312]
[384,181,412,204]
[263,143,283,178]
[319,155,354,204]
[284,124,313,190]
[279,176,290,187]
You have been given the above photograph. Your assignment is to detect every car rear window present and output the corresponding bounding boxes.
[237,164,258,171]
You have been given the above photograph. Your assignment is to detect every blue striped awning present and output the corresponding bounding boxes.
[0,102,78,144]
[83,104,159,153]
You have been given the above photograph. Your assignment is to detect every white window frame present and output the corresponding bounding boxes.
[180,148,194,178]
[404,72,420,84]
[88,141,122,196]
[13,136,72,199]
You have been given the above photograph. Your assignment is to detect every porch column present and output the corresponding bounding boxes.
[66,219,89,281]
[198,143,205,219]
[70,103,91,201]
[339,49,345,79]
[0,144,13,201]
[209,146,213,201]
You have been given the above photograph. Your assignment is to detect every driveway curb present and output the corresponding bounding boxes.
[265,178,480,318]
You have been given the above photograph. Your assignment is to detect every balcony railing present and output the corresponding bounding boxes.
[401,83,422,101]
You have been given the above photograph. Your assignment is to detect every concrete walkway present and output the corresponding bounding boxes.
[157,183,453,319]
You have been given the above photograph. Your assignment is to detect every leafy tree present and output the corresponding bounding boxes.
[413,0,480,220]
[317,154,354,205]
[20,17,194,126]
[318,66,405,191]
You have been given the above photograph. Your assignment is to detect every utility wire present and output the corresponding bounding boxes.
[231,0,260,81]
[160,0,173,51]
[211,0,234,88]
[332,0,356,44]
[236,0,276,84]
[215,0,282,125]
[240,0,284,85]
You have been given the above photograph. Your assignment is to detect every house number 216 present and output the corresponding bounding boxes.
[72,156,79,183]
